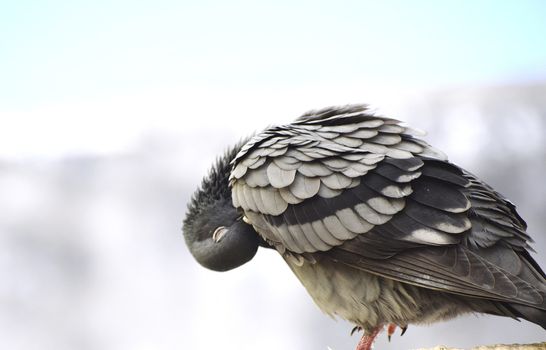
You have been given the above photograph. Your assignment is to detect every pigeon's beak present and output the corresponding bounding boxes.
[242,215,251,224]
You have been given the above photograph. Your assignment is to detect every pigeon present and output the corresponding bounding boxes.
[183,105,546,350]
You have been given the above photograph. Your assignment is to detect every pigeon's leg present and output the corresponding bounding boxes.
[386,323,396,342]
[355,325,383,350]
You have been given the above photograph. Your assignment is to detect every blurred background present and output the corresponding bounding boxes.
[1,1,545,349]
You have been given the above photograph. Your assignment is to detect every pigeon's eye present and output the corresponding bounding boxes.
[212,226,228,242]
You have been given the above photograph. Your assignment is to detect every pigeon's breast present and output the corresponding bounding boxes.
[285,256,471,331]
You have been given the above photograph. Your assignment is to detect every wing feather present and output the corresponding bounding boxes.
[266,162,296,188]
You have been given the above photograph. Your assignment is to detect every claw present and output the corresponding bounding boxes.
[387,323,396,342]
[400,325,408,336]
[351,326,362,336]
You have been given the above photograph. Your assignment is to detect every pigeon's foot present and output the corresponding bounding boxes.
[355,325,383,350]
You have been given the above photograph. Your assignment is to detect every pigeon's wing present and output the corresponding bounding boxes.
[327,159,546,308]
[230,105,442,253]
[230,105,545,308]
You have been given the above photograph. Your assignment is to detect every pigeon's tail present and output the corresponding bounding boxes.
[480,249,546,330]
[504,250,546,330]
[510,303,546,329]
[512,251,546,329]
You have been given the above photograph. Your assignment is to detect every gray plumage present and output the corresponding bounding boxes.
[183,104,546,338]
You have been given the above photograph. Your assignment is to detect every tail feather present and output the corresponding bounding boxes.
[508,303,546,329]
[510,253,546,330]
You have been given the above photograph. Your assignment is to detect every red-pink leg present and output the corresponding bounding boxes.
[387,323,396,342]
[355,325,383,350]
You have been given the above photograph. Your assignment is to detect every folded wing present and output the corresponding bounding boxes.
[230,105,546,310]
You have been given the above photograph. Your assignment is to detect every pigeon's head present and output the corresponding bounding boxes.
[183,143,260,272]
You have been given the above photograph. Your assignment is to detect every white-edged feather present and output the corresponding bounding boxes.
[279,187,305,204]
[354,202,392,225]
[298,162,333,177]
[244,165,270,187]
[259,187,288,215]
[321,173,352,190]
[267,162,297,188]
[317,184,343,198]
[311,220,344,246]
[336,208,374,234]
[323,215,358,240]
[367,197,405,215]
[290,174,321,199]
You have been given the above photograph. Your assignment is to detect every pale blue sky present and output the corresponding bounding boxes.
[1,1,546,156]
[2,1,546,104]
